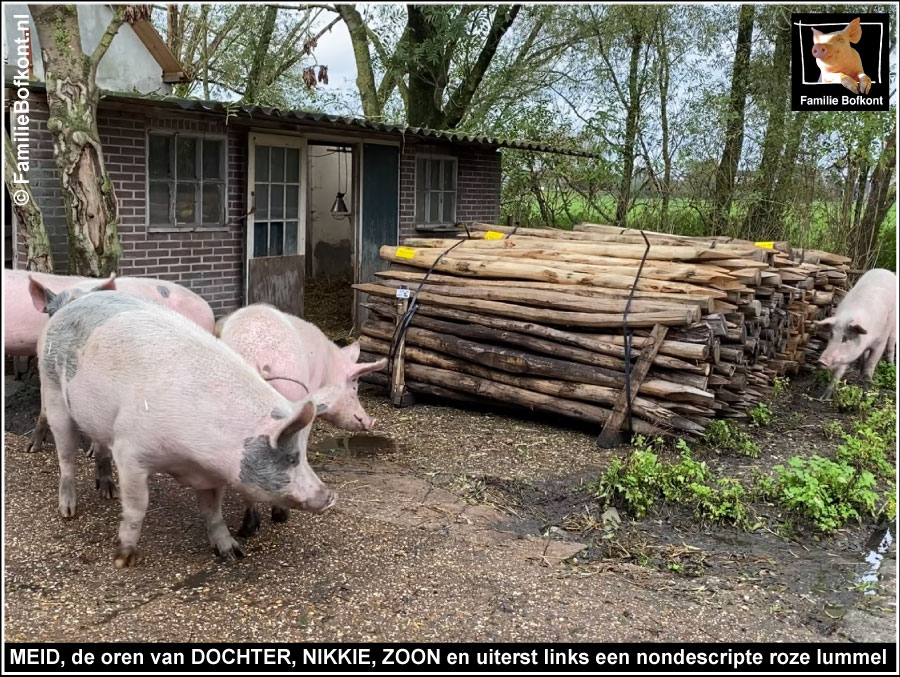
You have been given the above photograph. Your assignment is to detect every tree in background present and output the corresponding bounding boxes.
[4,130,53,272]
[28,4,146,276]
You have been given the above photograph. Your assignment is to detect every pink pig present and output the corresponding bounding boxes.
[817,268,896,398]
[216,303,386,535]
[29,277,339,566]
[811,18,872,94]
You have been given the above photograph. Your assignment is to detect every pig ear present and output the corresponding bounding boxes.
[308,384,343,416]
[91,273,117,292]
[349,358,388,379]
[28,276,56,313]
[845,17,862,43]
[810,27,824,42]
[274,400,317,446]
[848,322,868,336]
[340,341,361,363]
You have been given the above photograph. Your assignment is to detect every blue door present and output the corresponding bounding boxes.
[357,144,399,326]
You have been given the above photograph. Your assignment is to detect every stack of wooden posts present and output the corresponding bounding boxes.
[354,222,850,440]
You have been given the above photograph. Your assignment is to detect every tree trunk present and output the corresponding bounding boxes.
[4,130,54,271]
[742,8,792,240]
[851,124,896,269]
[336,4,382,119]
[657,16,672,232]
[710,5,754,236]
[614,23,644,228]
[29,4,124,276]
[242,5,278,103]
[768,112,806,236]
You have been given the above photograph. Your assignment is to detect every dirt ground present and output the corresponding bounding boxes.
[3,368,895,643]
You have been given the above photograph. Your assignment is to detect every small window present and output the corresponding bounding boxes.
[415,156,457,226]
[148,132,226,228]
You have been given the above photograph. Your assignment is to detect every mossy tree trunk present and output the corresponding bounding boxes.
[28,4,142,276]
[4,129,54,271]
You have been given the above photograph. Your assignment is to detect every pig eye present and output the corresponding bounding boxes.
[841,335,850,343]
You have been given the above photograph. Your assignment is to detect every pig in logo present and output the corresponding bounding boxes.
[792,12,889,112]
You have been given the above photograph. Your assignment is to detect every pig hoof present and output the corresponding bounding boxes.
[237,508,261,538]
[271,506,290,524]
[114,546,139,568]
[214,541,245,562]
[59,481,77,518]
[96,477,118,500]
[25,438,43,453]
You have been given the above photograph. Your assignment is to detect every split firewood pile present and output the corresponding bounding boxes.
[354,222,850,440]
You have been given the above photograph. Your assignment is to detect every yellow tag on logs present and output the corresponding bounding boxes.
[395,246,416,259]
[755,241,775,249]
[484,231,504,240]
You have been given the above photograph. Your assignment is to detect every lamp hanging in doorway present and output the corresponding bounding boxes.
[330,147,351,220]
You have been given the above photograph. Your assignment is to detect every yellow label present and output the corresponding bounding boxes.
[395,246,416,259]
[755,241,775,249]
[484,230,504,240]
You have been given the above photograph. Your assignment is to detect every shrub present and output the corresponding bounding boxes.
[832,382,877,414]
[748,404,773,427]
[770,456,878,533]
[873,362,896,391]
[702,419,760,457]
[772,377,791,397]
[822,421,844,440]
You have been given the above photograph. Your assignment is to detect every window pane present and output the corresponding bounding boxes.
[286,149,300,183]
[175,183,197,223]
[254,222,268,257]
[415,191,425,223]
[255,184,269,220]
[148,135,171,179]
[428,192,440,222]
[416,158,426,192]
[271,147,284,182]
[269,222,284,256]
[285,186,299,219]
[443,160,456,190]
[255,146,269,181]
[177,137,198,180]
[270,184,284,219]
[430,160,441,190]
[149,181,171,224]
[442,191,455,223]
[285,221,298,255]
[203,139,222,179]
[202,184,223,224]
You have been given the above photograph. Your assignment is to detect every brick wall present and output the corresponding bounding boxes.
[399,142,501,241]
[17,101,246,316]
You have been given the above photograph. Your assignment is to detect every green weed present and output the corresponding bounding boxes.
[748,404,773,428]
[702,419,760,457]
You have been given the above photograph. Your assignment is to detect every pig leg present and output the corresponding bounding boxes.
[885,328,896,364]
[197,487,244,561]
[44,399,80,518]
[93,443,118,500]
[858,73,872,95]
[25,410,50,453]
[271,506,290,523]
[822,363,848,400]
[862,338,887,385]
[237,500,263,538]
[112,454,149,568]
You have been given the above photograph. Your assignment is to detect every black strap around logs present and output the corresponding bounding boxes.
[621,230,652,435]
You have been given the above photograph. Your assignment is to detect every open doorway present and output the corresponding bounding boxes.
[305,142,355,341]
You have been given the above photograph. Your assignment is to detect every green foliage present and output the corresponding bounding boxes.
[770,456,878,533]
[873,362,896,391]
[772,377,790,397]
[813,369,834,389]
[832,382,877,414]
[836,400,897,482]
[702,419,760,457]
[592,436,751,527]
[748,404,773,428]
[822,421,844,440]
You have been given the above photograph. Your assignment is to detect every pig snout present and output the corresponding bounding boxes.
[353,413,376,432]
[293,488,336,514]
[811,44,828,59]
[818,353,833,368]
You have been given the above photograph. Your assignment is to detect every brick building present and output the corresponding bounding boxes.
[4,8,586,327]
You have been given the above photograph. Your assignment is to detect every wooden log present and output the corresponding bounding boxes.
[361,319,714,405]
[598,324,669,447]
[367,303,709,375]
[379,247,731,296]
[355,283,700,327]
[366,301,709,361]
[375,270,717,310]
[359,336,704,433]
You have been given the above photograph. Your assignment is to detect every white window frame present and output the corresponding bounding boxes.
[146,130,228,232]
[415,154,458,226]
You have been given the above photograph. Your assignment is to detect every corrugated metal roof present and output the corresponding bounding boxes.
[99,91,594,157]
